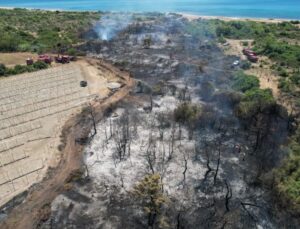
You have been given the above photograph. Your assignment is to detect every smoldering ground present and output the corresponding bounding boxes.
[40,13,299,229]
[93,13,133,41]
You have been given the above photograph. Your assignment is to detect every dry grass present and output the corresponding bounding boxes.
[0,53,38,67]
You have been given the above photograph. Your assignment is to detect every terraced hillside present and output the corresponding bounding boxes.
[0,59,123,207]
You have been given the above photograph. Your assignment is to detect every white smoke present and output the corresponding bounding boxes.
[94,13,133,41]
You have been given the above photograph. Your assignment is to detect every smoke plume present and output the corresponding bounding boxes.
[94,13,132,40]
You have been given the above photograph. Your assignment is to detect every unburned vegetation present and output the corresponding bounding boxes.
[0,8,100,53]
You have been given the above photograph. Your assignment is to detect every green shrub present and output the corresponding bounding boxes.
[278,78,294,93]
[0,33,19,52]
[278,69,289,77]
[0,61,48,77]
[232,71,259,92]
[235,88,275,118]
[218,35,226,44]
[67,48,77,56]
[0,64,6,76]
[14,65,29,74]
[291,20,300,24]
[242,41,249,46]
[199,81,215,99]
[290,74,300,86]
[174,102,201,124]
[152,81,166,96]
[240,60,251,70]
[33,61,48,70]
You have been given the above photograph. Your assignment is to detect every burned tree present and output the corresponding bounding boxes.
[143,36,152,49]
[145,131,156,174]
[86,102,97,139]
[214,137,223,185]
[168,121,176,161]
[157,112,171,141]
[113,111,132,161]
[203,145,213,183]
[173,102,201,140]
[224,180,232,212]
[177,82,190,102]
[182,151,188,185]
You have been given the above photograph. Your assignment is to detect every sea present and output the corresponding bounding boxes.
[0,0,300,19]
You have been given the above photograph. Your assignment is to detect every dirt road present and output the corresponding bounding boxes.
[0,60,134,229]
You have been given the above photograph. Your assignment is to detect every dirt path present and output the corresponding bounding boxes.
[0,60,134,229]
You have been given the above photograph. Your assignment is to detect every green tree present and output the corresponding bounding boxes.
[133,174,168,228]
[235,88,275,119]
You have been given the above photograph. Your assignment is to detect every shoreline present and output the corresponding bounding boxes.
[179,13,293,23]
[0,6,298,23]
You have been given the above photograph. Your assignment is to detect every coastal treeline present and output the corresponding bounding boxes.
[215,20,300,213]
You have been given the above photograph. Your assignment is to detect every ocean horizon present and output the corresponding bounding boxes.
[0,0,300,19]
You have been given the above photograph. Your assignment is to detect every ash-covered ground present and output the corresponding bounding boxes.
[40,13,298,229]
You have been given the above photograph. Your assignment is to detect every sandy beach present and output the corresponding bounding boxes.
[180,13,293,23]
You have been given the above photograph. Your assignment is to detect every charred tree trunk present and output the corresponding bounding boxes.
[224,180,232,212]
[176,212,181,229]
[84,163,90,178]
[110,118,113,138]
[88,103,97,139]
[146,153,155,174]
[168,123,176,161]
[203,150,213,182]
[214,145,221,185]
[150,94,153,112]
[240,202,260,224]
[146,135,156,174]
[183,153,188,184]
[148,212,157,229]
[254,129,261,152]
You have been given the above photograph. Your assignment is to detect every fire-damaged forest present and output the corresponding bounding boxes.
[40,13,299,228]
